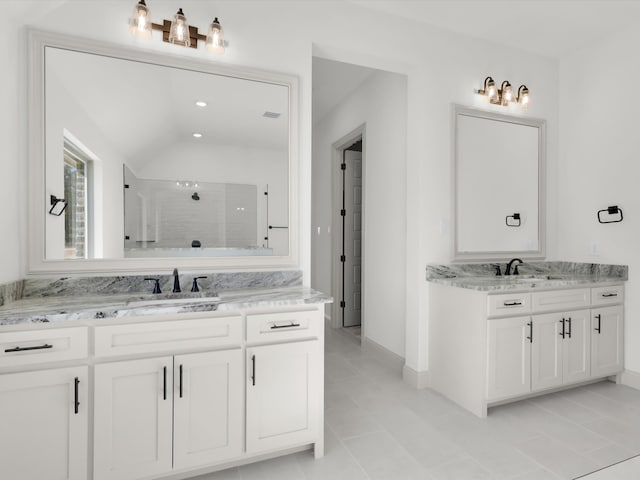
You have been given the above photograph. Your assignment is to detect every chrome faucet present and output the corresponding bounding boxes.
[172,268,181,293]
[505,258,523,276]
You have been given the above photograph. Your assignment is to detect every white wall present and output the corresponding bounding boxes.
[558,26,640,374]
[312,70,408,357]
[3,1,559,376]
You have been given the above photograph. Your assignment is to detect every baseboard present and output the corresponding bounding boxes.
[361,336,404,371]
[402,364,430,389]
[620,369,640,390]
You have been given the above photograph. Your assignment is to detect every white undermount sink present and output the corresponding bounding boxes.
[126,293,220,307]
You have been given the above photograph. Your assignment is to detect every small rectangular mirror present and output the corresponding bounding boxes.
[453,105,546,260]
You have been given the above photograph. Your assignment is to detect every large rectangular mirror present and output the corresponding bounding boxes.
[28,30,298,273]
[453,105,545,260]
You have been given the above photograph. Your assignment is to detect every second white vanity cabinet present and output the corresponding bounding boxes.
[430,283,624,417]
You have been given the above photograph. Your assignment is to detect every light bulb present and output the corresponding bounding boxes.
[129,0,152,40]
[193,133,202,138]
[206,17,225,54]
[195,101,207,107]
[168,8,191,47]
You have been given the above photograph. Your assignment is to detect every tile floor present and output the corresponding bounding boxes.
[193,324,640,480]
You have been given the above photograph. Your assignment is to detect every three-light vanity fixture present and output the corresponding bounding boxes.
[128,0,226,54]
[476,76,529,108]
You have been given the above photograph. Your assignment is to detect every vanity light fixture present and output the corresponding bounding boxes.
[128,1,228,54]
[476,76,530,108]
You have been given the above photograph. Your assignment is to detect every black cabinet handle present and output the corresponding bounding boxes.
[270,322,301,329]
[560,318,566,339]
[601,293,618,298]
[163,366,167,400]
[503,301,523,307]
[74,377,80,415]
[251,355,256,386]
[5,344,53,353]
[179,364,183,398]
[595,314,602,334]
[526,321,533,343]
[567,317,572,339]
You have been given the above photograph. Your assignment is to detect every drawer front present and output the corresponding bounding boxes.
[94,316,242,357]
[0,327,88,368]
[487,293,531,318]
[591,285,624,306]
[532,288,590,313]
[246,309,322,343]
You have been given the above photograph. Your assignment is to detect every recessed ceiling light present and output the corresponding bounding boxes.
[263,111,281,119]
[195,101,207,107]
[193,133,203,138]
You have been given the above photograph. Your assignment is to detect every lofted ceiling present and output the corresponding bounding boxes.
[350,0,640,58]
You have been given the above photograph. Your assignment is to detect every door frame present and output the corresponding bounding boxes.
[331,124,366,334]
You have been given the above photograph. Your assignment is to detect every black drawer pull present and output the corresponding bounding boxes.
[503,301,522,307]
[74,377,80,414]
[601,293,618,298]
[270,322,301,329]
[179,364,183,398]
[559,318,566,339]
[595,314,602,334]
[567,317,572,339]
[5,344,53,353]
[526,321,533,343]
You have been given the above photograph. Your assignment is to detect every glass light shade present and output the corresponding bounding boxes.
[206,17,225,54]
[502,82,514,105]
[518,86,530,107]
[129,0,152,40]
[168,8,190,47]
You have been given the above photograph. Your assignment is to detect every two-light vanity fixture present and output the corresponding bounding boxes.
[476,76,529,108]
[128,0,226,54]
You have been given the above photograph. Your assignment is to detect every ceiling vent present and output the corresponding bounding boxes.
[263,111,281,119]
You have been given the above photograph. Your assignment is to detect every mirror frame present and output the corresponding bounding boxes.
[452,104,546,261]
[27,29,299,274]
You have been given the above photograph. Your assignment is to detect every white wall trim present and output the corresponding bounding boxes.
[402,364,430,389]
[620,369,640,391]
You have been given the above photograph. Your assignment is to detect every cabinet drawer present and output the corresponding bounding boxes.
[94,316,241,357]
[532,288,590,313]
[487,293,531,317]
[246,310,321,344]
[591,285,624,306]
[0,327,88,368]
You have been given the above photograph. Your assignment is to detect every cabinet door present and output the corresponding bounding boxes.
[592,306,624,377]
[94,357,173,480]
[486,317,531,401]
[531,313,563,391]
[0,366,88,480]
[173,349,242,469]
[563,309,591,384]
[246,340,320,453]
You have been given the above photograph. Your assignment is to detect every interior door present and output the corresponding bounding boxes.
[342,149,362,327]
[173,349,242,469]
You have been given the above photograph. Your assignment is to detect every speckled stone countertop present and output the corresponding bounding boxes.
[0,286,332,326]
[426,261,628,292]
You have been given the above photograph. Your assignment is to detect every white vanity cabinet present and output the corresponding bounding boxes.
[0,327,90,480]
[430,283,624,417]
[94,350,242,480]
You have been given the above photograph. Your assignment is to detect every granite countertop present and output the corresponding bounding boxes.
[0,286,332,326]
[426,261,628,292]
